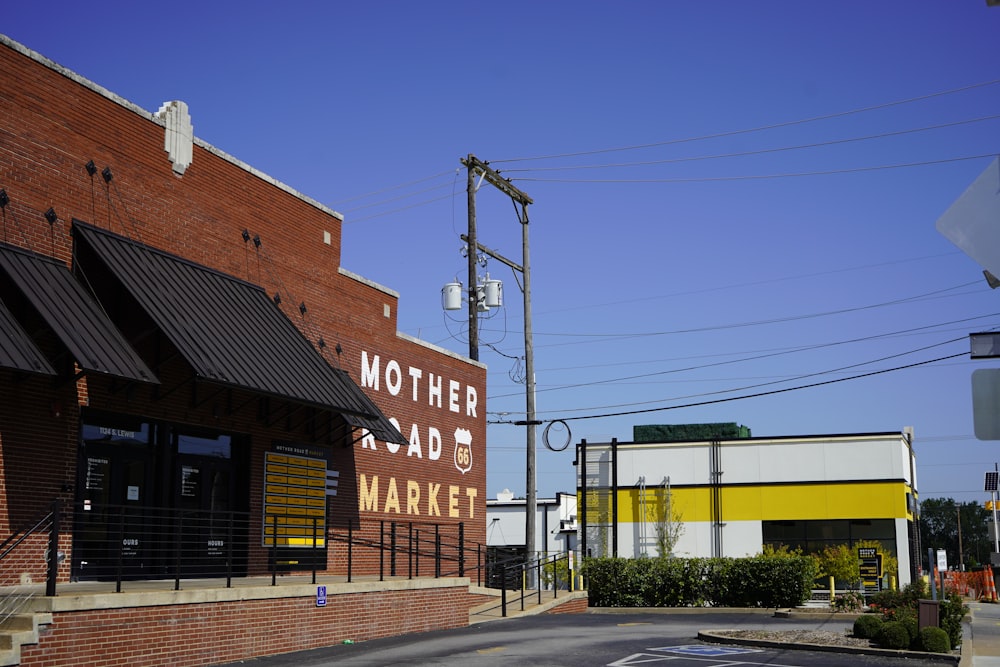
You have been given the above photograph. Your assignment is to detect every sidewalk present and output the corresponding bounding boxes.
[468,587,588,623]
[965,601,1000,667]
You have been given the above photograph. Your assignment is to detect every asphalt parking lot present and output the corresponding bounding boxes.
[215,610,952,667]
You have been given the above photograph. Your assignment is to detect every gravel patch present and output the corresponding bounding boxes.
[710,628,874,648]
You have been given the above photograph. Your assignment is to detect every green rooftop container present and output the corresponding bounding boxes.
[632,422,751,443]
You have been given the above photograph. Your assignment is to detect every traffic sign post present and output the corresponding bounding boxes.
[989,469,1000,555]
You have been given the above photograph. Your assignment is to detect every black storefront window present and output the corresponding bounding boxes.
[74,411,249,580]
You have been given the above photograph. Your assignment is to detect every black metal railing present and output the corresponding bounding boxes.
[71,503,252,591]
[1,501,488,596]
[326,519,483,585]
[0,499,62,621]
[499,550,574,618]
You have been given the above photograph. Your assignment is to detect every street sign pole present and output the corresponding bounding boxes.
[993,466,1000,554]
[988,469,1000,554]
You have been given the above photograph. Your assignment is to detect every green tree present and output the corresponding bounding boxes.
[921,497,959,568]
[959,500,991,567]
[920,498,992,569]
[817,543,859,588]
[815,540,896,589]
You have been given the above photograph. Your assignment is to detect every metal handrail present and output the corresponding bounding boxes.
[0,502,55,562]
[0,499,61,622]
[1,502,487,596]
[499,551,573,618]
[324,519,484,584]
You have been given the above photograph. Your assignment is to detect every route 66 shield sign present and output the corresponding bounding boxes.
[454,428,472,474]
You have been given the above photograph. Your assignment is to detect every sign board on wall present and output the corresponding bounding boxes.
[263,442,332,547]
[858,547,882,594]
[356,350,483,520]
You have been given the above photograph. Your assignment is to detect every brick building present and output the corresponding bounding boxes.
[0,32,485,592]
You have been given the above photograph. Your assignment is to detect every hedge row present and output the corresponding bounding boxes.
[582,555,817,608]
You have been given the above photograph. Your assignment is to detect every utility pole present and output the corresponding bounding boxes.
[466,164,479,362]
[460,154,539,580]
[994,463,999,555]
[957,506,964,571]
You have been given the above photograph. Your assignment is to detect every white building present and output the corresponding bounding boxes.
[576,428,919,586]
[486,489,578,559]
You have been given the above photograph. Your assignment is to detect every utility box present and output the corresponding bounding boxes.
[918,599,940,630]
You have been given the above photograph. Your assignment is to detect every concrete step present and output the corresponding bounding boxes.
[0,612,53,666]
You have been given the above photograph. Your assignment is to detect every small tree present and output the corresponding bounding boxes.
[817,540,898,590]
[647,481,684,558]
[818,544,860,588]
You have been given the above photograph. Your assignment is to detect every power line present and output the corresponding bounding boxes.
[527,319,992,377]
[338,179,458,213]
[495,281,982,343]
[487,313,999,401]
[494,352,967,425]
[535,251,962,317]
[491,78,1000,164]
[327,81,1000,224]
[513,154,999,184]
[491,327,973,410]
[500,114,1000,174]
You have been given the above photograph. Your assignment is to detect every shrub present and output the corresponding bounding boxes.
[580,555,817,608]
[939,593,968,648]
[720,555,818,607]
[900,617,919,648]
[874,621,911,650]
[884,606,918,647]
[870,578,929,614]
[541,557,570,589]
[853,614,883,639]
[833,591,865,612]
[917,626,951,653]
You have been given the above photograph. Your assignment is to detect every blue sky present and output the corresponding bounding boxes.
[5,2,1000,504]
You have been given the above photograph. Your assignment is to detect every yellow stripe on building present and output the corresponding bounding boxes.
[609,481,909,523]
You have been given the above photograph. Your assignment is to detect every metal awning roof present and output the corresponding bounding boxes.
[0,243,157,383]
[72,221,406,445]
[0,297,55,375]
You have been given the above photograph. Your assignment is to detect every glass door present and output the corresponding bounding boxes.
[73,419,154,580]
[172,431,243,576]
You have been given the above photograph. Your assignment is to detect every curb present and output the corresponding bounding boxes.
[773,609,863,621]
[698,630,960,664]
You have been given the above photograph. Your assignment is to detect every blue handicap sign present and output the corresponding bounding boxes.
[316,585,327,607]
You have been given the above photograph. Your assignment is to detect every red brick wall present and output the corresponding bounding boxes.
[19,587,474,667]
[544,596,590,614]
[0,37,486,581]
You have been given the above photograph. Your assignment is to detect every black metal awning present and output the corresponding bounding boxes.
[72,221,406,445]
[0,243,157,383]
[0,296,55,375]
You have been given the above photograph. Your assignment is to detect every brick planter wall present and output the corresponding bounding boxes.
[20,585,473,667]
